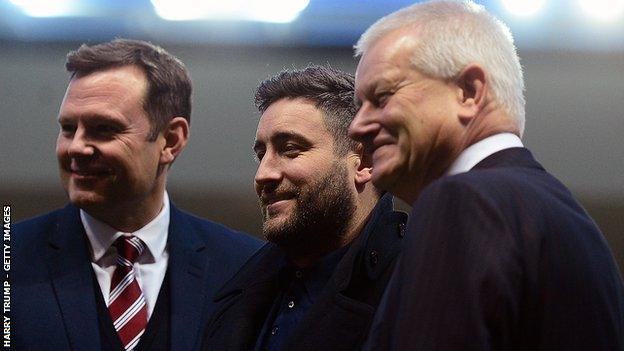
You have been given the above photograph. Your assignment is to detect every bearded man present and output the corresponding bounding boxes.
[201,65,407,351]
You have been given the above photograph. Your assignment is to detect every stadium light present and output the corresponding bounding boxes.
[578,0,624,22]
[501,0,546,17]
[9,0,78,17]
[151,0,309,23]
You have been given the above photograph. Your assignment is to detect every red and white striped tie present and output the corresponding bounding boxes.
[108,235,148,351]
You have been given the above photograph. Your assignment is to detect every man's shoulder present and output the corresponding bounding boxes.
[14,205,75,244]
[12,206,80,273]
[16,205,69,227]
[422,169,518,202]
[425,159,558,205]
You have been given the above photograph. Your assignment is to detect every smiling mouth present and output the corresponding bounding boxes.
[69,168,112,179]
[260,193,296,215]
[262,194,294,206]
[258,199,290,218]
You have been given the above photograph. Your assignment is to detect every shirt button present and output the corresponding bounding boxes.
[288,300,295,309]
[398,222,406,237]
[271,326,278,335]
[369,250,379,266]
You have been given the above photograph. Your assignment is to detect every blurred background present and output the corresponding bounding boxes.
[1,0,622,270]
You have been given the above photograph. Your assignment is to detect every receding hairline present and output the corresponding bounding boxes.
[356,23,423,59]
[65,64,151,117]
[355,1,496,57]
[69,63,148,83]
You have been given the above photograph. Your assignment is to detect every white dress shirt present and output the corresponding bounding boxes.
[81,192,170,319]
[445,133,524,176]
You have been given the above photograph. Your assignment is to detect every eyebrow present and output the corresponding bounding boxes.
[354,77,384,106]
[57,113,124,125]
[252,131,312,154]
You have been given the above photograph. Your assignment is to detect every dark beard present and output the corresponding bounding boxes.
[261,161,356,259]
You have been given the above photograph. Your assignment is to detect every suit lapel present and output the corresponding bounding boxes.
[46,205,102,351]
[206,244,284,350]
[168,205,209,351]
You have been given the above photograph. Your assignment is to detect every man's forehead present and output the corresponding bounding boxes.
[59,68,149,125]
[66,65,148,102]
[257,99,324,132]
[355,58,407,99]
[255,119,315,144]
[254,111,335,154]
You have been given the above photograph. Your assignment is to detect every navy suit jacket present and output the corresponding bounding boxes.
[365,148,624,350]
[12,203,262,351]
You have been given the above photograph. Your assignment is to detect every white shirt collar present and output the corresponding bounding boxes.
[445,133,524,176]
[81,192,170,263]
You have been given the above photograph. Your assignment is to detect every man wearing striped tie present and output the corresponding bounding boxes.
[13,39,262,351]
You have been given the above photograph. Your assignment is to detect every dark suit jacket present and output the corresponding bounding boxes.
[364,148,624,350]
[202,194,407,351]
[12,203,263,351]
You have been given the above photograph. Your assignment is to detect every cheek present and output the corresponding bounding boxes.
[285,161,327,187]
[385,97,424,131]
[284,167,313,185]
[131,145,164,179]
[55,138,69,162]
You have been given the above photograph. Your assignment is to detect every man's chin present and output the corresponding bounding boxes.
[67,189,107,211]
[262,217,290,243]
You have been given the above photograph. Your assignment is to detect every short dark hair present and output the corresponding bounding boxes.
[65,38,192,141]
[254,65,358,154]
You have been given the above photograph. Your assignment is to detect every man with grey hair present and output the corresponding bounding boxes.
[349,1,624,350]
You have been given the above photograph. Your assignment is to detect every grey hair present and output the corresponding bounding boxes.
[355,0,526,135]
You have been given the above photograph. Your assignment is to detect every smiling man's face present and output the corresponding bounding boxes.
[349,28,465,202]
[253,97,356,249]
[56,65,165,215]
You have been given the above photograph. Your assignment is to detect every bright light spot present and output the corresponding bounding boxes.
[501,0,546,16]
[151,0,213,21]
[248,0,310,23]
[151,0,309,23]
[578,0,624,22]
[9,0,77,17]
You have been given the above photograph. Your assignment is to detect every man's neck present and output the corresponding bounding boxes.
[84,191,166,233]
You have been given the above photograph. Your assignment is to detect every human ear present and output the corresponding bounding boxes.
[160,117,189,164]
[352,143,373,187]
[455,63,487,124]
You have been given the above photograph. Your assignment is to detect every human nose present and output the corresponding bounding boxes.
[348,102,381,142]
[254,152,283,196]
[66,127,95,157]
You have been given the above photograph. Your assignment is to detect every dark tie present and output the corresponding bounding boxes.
[108,235,148,351]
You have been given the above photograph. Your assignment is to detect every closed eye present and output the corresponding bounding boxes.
[95,124,121,135]
[375,91,393,107]
[60,123,76,135]
[281,143,304,158]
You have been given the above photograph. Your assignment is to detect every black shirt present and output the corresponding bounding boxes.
[254,245,350,351]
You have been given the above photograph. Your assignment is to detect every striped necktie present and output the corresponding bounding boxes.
[108,235,148,351]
